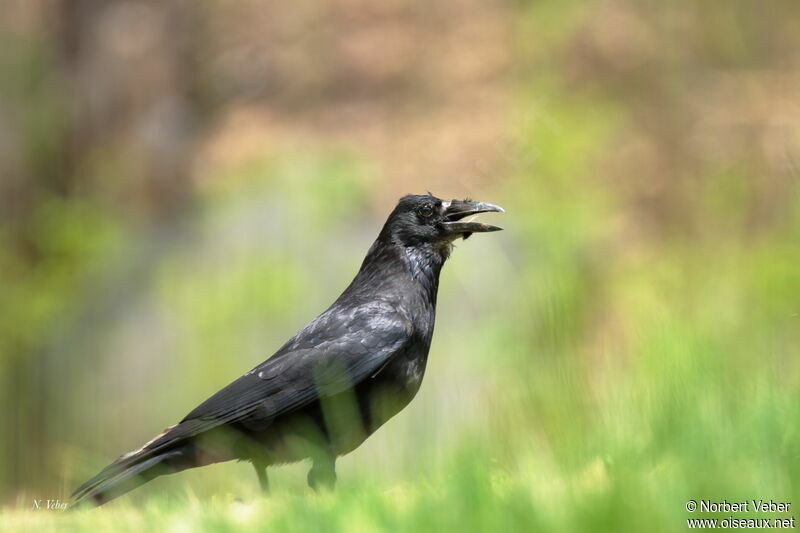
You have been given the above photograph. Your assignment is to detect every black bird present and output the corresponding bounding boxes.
[71,193,504,506]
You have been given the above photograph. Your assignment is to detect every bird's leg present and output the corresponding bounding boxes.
[253,460,269,493]
[307,452,337,491]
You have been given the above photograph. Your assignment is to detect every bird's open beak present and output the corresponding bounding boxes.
[442,199,504,239]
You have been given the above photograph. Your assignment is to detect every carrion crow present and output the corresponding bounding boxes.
[71,193,504,506]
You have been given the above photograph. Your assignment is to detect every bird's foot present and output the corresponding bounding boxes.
[307,461,336,491]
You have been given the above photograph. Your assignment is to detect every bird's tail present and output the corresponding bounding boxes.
[71,424,196,508]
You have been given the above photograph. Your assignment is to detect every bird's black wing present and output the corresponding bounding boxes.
[72,302,412,504]
[148,302,412,452]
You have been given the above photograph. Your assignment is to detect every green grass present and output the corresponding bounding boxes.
[3,434,796,533]
[0,468,705,532]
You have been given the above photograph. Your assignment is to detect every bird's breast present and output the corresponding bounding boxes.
[368,339,431,408]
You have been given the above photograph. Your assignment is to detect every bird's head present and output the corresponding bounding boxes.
[379,194,504,253]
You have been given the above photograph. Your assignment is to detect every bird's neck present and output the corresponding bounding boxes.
[348,240,446,307]
[398,244,445,303]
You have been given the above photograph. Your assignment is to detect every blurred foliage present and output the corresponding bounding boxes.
[2,0,800,530]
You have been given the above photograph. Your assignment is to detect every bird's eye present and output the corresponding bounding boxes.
[418,204,434,219]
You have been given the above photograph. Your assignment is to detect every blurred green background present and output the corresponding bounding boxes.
[2,0,800,531]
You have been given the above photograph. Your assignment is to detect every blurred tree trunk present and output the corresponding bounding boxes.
[0,0,212,500]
